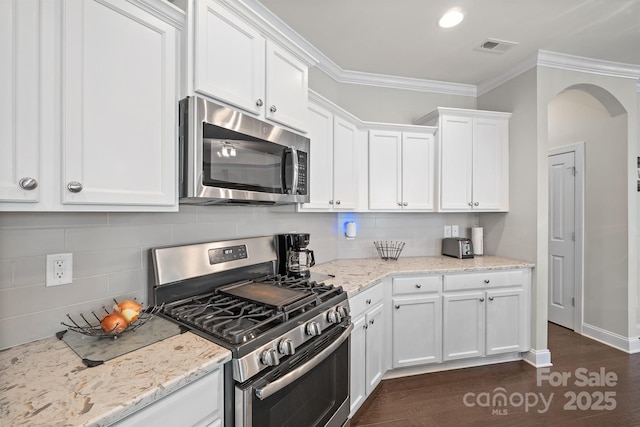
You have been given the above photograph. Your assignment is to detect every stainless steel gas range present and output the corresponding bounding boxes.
[150,236,351,427]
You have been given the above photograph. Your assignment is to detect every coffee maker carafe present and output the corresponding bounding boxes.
[276,233,315,278]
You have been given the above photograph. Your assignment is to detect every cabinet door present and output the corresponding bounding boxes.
[265,41,308,132]
[439,115,473,211]
[472,117,509,211]
[332,116,358,210]
[392,295,441,368]
[349,315,367,416]
[0,0,40,202]
[300,103,334,210]
[401,132,435,210]
[365,303,384,395]
[61,0,178,207]
[368,130,401,210]
[194,0,264,116]
[486,288,526,355]
[442,291,484,360]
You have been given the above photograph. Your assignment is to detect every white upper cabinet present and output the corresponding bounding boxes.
[299,100,357,211]
[0,0,183,211]
[0,0,40,203]
[62,0,180,207]
[368,128,436,211]
[416,108,511,212]
[193,0,311,133]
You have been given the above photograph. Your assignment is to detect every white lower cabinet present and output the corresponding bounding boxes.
[442,270,528,361]
[110,368,223,427]
[391,275,442,368]
[349,284,384,417]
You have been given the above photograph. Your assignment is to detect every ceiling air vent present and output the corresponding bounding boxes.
[474,38,518,54]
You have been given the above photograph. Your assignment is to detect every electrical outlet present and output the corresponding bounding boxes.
[444,225,452,238]
[46,253,73,286]
[451,225,459,237]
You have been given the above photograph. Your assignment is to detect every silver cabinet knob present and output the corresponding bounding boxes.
[395,305,400,309]
[67,181,83,193]
[366,299,371,305]
[270,105,277,113]
[397,202,403,206]
[484,279,490,284]
[18,177,38,190]
[403,202,408,206]
[329,200,334,205]
[256,99,263,107]
[369,319,375,325]
[336,200,341,205]
[260,348,280,366]
[278,339,295,356]
[489,297,495,301]
[479,298,485,302]
[468,202,473,206]
[474,202,479,206]
[306,321,321,337]
[415,283,422,288]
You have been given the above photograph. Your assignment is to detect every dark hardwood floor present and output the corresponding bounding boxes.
[350,323,640,426]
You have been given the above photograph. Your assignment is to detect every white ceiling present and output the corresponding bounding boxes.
[256,0,640,87]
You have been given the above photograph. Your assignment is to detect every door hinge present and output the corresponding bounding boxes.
[572,297,575,307]
[571,166,577,176]
[572,232,576,242]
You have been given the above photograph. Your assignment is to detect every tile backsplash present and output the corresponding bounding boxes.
[0,206,474,349]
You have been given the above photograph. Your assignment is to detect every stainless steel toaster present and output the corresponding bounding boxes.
[442,237,474,259]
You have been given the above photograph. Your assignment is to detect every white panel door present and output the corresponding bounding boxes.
[0,0,40,202]
[368,130,401,210]
[349,315,367,416]
[392,295,441,368]
[486,288,526,354]
[548,152,576,329]
[62,0,178,206]
[439,116,472,210]
[365,304,384,396]
[473,117,508,210]
[332,116,358,210]
[195,0,264,116]
[401,132,435,210]
[265,41,308,132]
[301,103,334,210]
[443,291,485,360]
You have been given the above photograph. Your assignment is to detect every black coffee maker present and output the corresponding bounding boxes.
[276,233,316,278]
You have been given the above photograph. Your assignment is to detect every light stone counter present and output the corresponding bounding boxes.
[312,256,535,296]
[0,332,231,426]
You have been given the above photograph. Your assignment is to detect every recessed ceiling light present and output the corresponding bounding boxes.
[439,8,464,28]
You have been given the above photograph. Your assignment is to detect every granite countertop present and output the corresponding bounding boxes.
[0,331,231,427]
[311,255,535,296]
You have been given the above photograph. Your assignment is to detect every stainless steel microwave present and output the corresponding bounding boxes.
[178,96,310,205]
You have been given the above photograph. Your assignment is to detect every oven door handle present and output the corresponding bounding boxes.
[254,323,353,400]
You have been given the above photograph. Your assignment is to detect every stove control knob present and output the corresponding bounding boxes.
[327,309,342,324]
[260,348,280,367]
[306,321,322,337]
[336,305,350,319]
[278,338,295,356]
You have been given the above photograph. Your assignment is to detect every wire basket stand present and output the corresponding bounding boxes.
[373,241,405,261]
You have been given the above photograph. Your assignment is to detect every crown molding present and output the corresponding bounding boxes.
[537,50,640,80]
[476,53,538,96]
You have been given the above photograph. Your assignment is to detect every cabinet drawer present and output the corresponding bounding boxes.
[444,270,524,291]
[392,275,441,295]
[349,284,383,318]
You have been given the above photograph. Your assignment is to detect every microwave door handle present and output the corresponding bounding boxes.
[254,323,353,400]
[282,147,299,195]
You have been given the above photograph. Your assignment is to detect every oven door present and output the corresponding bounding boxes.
[235,324,352,427]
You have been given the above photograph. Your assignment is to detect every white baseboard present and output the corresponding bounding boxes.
[582,323,639,354]
[523,348,552,368]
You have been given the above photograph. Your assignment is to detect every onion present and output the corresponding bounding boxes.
[100,312,128,334]
[113,299,143,323]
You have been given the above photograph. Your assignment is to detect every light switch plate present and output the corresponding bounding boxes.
[444,225,452,238]
[451,225,459,237]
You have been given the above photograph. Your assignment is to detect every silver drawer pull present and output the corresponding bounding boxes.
[395,305,400,309]
[366,299,371,304]
[67,181,83,193]
[489,297,494,301]
[415,284,422,288]
[19,177,38,190]
[479,298,485,302]
[484,279,490,284]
